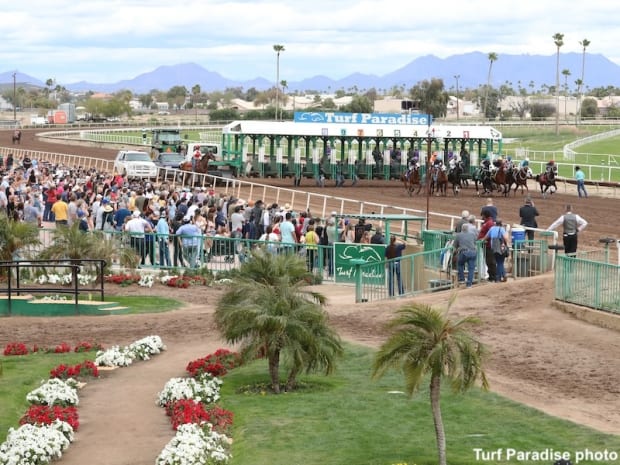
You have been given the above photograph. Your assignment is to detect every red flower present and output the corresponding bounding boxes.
[50,360,99,380]
[20,405,79,431]
[3,342,29,356]
[185,349,241,378]
[54,342,72,353]
[167,399,233,433]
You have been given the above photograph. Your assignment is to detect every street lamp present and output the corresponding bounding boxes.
[454,74,460,121]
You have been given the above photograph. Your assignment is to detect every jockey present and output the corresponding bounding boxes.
[192,145,201,171]
[546,160,557,177]
[448,153,457,170]
[505,156,514,172]
[406,157,419,179]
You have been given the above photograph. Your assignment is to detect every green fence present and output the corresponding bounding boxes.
[555,255,620,314]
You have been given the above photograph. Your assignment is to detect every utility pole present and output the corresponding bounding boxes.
[12,72,17,122]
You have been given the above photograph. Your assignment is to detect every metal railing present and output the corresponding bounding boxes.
[0,259,106,315]
[555,254,620,314]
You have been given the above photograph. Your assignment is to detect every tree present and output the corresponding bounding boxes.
[215,249,343,393]
[553,33,564,135]
[273,44,285,121]
[483,52,498,118]
[577,38,591,124]
[372,302,488,465]
[562,68,571,120]
[340,95,373,113]
[580,97,598,118]
[0,213,41,262]
[408,78,448,119]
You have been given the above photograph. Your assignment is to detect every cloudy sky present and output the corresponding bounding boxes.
[2,0,616,85]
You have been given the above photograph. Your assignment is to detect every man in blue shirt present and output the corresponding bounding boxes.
[575,166,588,198]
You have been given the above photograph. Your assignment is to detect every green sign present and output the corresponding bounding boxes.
[334,243,386,284]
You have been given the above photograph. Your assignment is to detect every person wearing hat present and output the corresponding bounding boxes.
[192,145,201,171]
[77,209,89,233]
[100,199,115,232]
[155,209,171,267]
[519,197,539,241]
[454,210,470,233]
[575,166,588,198]
[123,210,153,266]
[175,216,203,268]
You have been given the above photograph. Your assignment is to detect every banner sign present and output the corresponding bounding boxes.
[334,243,386,284]
[294,112,432,126]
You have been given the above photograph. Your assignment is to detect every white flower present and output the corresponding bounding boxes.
[138,275,154,288]
[155,423,231,465]
[0,420,73,465]
[95,345,135,367]
[159,275,178,284]
[156,375,222,407]
[128,335,166,361]
[26,378,79,407]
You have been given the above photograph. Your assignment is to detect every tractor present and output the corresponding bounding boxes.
[149,128,185,159]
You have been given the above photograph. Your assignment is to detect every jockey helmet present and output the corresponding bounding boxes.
[549,160,555,164]
[195,145,200,149]
[507,156,512,161]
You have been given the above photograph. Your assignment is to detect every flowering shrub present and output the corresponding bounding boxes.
[26,378,79,407]
[186,349,241,378]
[127,335,167,361]
[0,420,74,465]
[155,423,231,465]
[50,361,99,380]
[164,275,209,288]
[19,405,80,431]
[104,273,141,286]
[36,273,96,286]
[3,342,29,356]
[74,341,104,353]
[138,274,154,288]
[94,345,136,367]
[156,375,222,409]
[54,342,72,354]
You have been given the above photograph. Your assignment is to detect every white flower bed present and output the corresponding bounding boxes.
[0,420,74,465]
[94,345,136,367]
[36,273,96,286]
[156,375,222,407]
[128,335,167,361]
[155,423,231,465]
[25,378,79,407]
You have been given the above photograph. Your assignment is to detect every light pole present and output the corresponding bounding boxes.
[12,72,17,122]
[454,74,460,121]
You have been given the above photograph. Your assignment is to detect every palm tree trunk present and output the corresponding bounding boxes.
[268,351,281,393]
[430,374,447,465]
[286,366,300,391]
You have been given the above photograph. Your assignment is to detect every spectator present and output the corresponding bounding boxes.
[370,226,385,244]
[478,210,496,282]
[279,211,297,252]
[51,196,69,227]
[175,216,203,268]
[385,236,406,296]
[454,223,478,288]
[484,218,510,282]
[519,197,539,241]
[124,211,153,266]
[77,209,89,233]
[547,204,588,256]
[455,209,470,232]
[575,166,588,198]
[480,198,498,222]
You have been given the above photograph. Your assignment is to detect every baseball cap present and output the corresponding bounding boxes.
[132,210,141,217]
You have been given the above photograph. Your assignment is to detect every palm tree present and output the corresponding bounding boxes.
[0,213,41,262]
[553,33,564,135]
[215,249,343,393]
[483,52,498,119]
[273,44,285,121]
[372,302,489,465]
[577,38,591,124]
[561,68,571,120]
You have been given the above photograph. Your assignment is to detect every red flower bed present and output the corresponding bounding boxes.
[74,341,104,353]
[165,275,209,288]
[186,349,241,378]
[20,405,80,431]
[3,342,29,356]
[168,399,233,433]
[105,273,141,286]
[50,360,99,380]
[54,342,72,353]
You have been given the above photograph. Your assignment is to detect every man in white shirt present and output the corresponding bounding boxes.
[124,211,153,265]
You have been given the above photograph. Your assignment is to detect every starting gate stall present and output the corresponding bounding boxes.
[221,113,503,181]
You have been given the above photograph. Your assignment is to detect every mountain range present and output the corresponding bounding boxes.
[2,52,619,95]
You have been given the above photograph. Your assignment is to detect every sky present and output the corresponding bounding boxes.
[2,0,618,86]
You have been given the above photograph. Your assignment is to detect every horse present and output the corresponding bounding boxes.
[400,165,422,196]
[447,161,465,196]
[491,160,510,196]
[12,129,21,145]
[506,166,530,196]
[472,167,494,196]
[179,152,216,185]
[429,165,448,196]
[535,172,557,198]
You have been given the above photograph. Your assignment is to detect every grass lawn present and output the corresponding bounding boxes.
[1,333,618,463]
[220,344,620,465]
[103,295,182,314]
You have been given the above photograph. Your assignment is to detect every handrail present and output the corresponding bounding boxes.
[0,259,106,316]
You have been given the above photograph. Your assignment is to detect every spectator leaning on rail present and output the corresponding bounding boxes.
[546,204,588,256]
[518,196,539,241]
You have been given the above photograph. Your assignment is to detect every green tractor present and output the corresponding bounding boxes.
[148,128,185,159]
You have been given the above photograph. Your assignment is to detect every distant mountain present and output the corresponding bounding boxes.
[2,52,619,94]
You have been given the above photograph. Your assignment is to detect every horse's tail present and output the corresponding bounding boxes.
[535,174,540,182]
